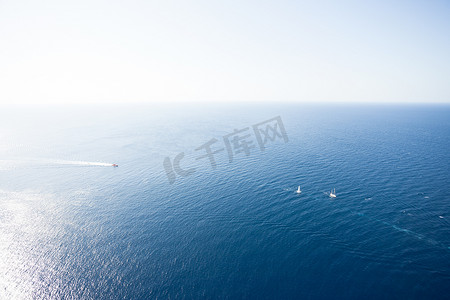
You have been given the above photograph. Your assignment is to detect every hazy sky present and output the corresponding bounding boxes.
[1,0,449,104]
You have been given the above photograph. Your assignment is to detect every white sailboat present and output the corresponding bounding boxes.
[329,188,336,198]
[296,186,302,194]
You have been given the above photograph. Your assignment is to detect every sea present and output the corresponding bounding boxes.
[0,103,449,299]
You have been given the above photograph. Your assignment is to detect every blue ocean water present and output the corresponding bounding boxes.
[1,103,449,299]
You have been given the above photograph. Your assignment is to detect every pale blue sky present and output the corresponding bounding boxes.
[1,0,449,104]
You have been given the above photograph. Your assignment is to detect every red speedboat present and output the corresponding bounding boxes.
[112,164,118,167]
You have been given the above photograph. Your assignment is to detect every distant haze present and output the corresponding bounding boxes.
[1,0,449,104]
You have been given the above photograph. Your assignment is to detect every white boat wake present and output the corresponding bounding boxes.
[0,158,118,168]
[52,160,116,167]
